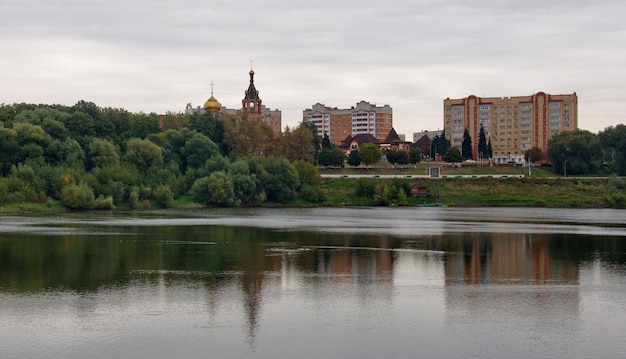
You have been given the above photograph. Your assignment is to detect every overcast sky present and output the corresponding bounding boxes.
[2,0,625,137]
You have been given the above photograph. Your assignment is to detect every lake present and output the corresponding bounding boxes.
[1,207,625,358]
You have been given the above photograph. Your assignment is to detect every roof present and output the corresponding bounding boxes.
[339,133,380,149]
[244,69,260,101]
[383,128,403,144]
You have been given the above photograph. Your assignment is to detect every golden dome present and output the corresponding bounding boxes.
[203,81,221,112]
[203,94,221,111]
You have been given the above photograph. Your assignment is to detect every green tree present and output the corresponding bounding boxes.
[181,132,220,169]
[478,124,487,158]
[229,159,260,204]
[262,156,300,202]
[599,124,626,175]
[87,138,120,169]
[409,148,421,167]
[347,149,361,167]
[321,133,332,149]
[60,183,95,209]
[386,150,399,168]
[124,138,163,170]
[486,138,493,159]
[396,150,409,168]
[442,146,463,163]
[547,129,601,175]
[131,113,161,139]
[462,128,473,159]
[318,145,346,168]
[359,143,381,168]
[191,171,236,207]
[293,160,321,187]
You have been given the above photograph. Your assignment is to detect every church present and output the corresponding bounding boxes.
[185,67,282,135]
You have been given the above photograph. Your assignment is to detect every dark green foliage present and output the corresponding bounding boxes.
[354,178,377,197]
[318,146,346,168]
[599,124,626,175]
[430,130,451,158]
[153,185,174,208]
[409,148,421,165]
[60,184,95,209]
[191,171,236,207]
[293,160,321,187]
[347,150,361,167]
[298,184,326,203]
[359,143,381,168]
[262,156,299,202]
[443,146,463,163]
[462,128,473,159]
[547,129,601,175]
[124,138,163,170]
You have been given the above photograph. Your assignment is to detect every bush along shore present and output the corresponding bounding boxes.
[320,176,626,208]
[2,175,625,212]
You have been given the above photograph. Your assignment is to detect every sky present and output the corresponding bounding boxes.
[1,0,625,138]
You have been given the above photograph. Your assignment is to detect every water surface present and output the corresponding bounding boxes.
[1,207,625,358]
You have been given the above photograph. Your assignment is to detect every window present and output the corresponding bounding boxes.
[521,124,531,128]
[480,111,490,117]
[521,110,531,115]
[521,117,530,122]
[549,102,561,108]
[521,103,531,109]
[480,105,490,110]
[550,109,561,114]
[550,123,561,128]
[550,116,561,121]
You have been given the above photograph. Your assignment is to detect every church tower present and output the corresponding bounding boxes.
[242,66,263,119]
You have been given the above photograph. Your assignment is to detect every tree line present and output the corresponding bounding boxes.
[0,101,325,209]
[429,124,626,176]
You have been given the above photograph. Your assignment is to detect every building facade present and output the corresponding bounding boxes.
[186,69,282,135]
[303,101,393,145]
[443,92,577,164]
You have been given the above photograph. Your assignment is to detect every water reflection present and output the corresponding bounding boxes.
[1,209,626,358]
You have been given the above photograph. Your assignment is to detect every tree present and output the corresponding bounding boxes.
[409,148,421,167]
[598,124,626,175]
[430,130,450,159]
[386,150,399,168]
[87,138,120,169]
[442,146,463,163]
[321,133,332,149]
[124,138,163,170]
[347,149,361,167]
[359,143,381,168]
[478,125,487,158]
[524,147,543,163]
[61,183,95,209]
[318,145,345,168]
[191,171,235,207]
[396,150,409,168]
[486,138,493,159]
[547,129,601,175]
[462,128,473,159]
[262,156,300,202]
[278,123,316,163]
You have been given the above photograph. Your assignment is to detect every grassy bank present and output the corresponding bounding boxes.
[320,176,626,208]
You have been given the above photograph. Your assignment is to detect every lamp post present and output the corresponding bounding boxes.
[564,159,567,177]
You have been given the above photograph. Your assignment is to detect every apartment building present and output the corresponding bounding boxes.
[303,101,393,145]
[443,92,577,164]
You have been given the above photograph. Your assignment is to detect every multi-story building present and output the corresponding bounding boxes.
[186,69,282,135]
[303,101,393,145]
[443,92,577,164]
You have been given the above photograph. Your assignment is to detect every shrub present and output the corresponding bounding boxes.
[153,185,174,208]
[94,195,115,210]
[298,184,326,203]
[60,184,95,209]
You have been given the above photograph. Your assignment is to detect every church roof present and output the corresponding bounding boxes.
[383,127,403,144]
[244,69,260,101]
[339,133,380,148]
